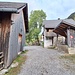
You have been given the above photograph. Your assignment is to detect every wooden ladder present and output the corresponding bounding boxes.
[0,52,4,70]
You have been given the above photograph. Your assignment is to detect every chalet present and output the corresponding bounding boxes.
[43,20,62,47]
[0,2,28,70]
[43,19,75,49]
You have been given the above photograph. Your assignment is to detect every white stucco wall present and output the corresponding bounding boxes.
[44,29,52,48]
[44,40,52,48]
[6,10,26,67]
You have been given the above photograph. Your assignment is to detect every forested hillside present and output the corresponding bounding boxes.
[68,12,75,20]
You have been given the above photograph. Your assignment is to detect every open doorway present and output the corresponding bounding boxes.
[18,34,22,52]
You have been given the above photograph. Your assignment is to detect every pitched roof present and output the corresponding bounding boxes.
[43,19,75,29]
[62,19,75,27]
[43,20,62,28]
[0,2,27,12]
[53,19,75,37]
[0,2,29,32]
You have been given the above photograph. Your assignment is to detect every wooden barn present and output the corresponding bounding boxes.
[0,2,28,70]
[53,19,75,54]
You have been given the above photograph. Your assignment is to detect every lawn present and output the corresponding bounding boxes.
[4,50,28,75]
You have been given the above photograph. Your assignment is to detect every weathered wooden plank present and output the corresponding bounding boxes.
[0,12,11,69]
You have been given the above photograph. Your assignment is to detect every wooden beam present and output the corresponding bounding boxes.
[54,30,66,37]
[59,25,67,29]
[55,28,66,36]
[67,28,71,47]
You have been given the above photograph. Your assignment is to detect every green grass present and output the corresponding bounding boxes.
[21,50,28,54]
[4,50,28,75]
[60,54,75,63]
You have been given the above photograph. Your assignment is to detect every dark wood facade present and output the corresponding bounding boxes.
[0,2,28,70]
[0,12,11,69]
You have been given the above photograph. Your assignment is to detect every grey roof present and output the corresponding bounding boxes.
[62,19,75,27]
[0,2,27,12]
[0,2,28,32]
[43,20,62,28]
[43,19,75,29]
[53,19,75,37]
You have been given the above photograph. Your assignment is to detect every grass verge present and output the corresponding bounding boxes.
[48,46,56,49]
[60,54,75,63]
[4,50,28,75]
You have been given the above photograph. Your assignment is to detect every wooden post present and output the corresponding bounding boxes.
[52,37,53,46]
[65,37,67,45]
[44,28,46,47]
[57,34,58,41]
[67,27,71,47]
[56,34,58,46]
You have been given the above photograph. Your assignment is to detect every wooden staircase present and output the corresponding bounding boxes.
[0,52,4,70]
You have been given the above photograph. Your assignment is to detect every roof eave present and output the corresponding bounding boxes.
[62,20,75,28]
[23,4,29,33]
[0,4,26,13]
[17,4,26,13]
[0,8,18,13]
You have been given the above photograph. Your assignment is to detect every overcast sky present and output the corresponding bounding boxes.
[0,0,75,20]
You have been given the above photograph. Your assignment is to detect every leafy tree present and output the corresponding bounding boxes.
[26,10,46,45]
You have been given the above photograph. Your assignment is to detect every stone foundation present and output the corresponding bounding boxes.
[57,45,68,53]
[68,48,75,54]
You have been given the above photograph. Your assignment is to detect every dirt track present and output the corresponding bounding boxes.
[18,46,75,75]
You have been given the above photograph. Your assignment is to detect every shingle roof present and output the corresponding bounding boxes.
[43,20,62,28]
[53,19,75,37]
[0,2,27,12]
[43,19,75,29]
[62,19,75,27]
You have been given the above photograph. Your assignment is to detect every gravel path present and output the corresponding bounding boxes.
[18,46,75,75]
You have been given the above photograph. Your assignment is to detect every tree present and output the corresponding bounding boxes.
[68,12,75,20]
[26,10,46,45]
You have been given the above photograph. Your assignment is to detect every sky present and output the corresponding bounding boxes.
[0,0,75,20]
